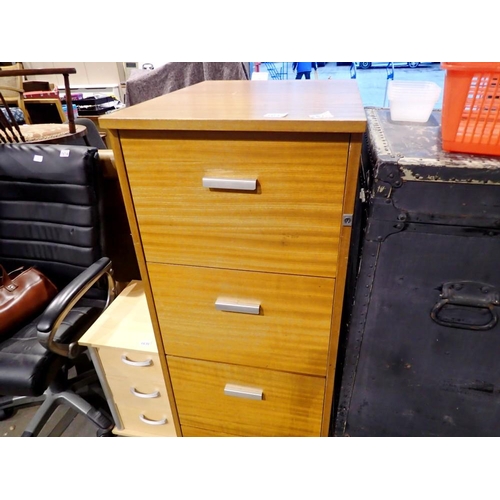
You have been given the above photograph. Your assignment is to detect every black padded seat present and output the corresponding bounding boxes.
[0,297,104,396]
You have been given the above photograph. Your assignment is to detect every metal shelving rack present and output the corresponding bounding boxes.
[263,62,288,80]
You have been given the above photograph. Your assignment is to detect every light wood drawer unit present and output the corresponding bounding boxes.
[97,348,176,436]
[101,80,366,436]
[79,281,178,437]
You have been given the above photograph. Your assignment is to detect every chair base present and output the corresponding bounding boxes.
[0,369,114,437]
[0,395,46,420]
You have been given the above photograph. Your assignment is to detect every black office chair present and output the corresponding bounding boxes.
[0,142,116,436]
[65,117,107,149]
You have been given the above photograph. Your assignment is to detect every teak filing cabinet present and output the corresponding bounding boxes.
[101,80,366,436]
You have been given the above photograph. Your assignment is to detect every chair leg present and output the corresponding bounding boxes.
[21,392,59,436]
[21,385,114,437]
[55,389,113,430]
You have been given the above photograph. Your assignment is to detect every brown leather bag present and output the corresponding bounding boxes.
[0,265,58,337]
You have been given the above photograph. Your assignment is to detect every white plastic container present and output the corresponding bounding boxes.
[388,80,441,123]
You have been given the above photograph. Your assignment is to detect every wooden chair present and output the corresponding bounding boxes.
[0,67,87,144]
[0,63,30,124]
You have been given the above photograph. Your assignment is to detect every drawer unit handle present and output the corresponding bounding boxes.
[215,297,261,315]
[130,387,160,399]
[139,414,168,426]
[202,177,257,191]
[224,383,263,401]
[121,354,152,367]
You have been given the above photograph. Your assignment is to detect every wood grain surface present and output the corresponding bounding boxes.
[168,356,325,437]
[122,130,348,277]
[149,263,335,376]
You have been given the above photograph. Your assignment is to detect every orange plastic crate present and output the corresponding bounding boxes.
[441,62,500,156]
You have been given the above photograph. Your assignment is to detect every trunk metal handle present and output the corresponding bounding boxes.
[431,281,500,331]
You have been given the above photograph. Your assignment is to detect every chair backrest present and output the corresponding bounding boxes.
[0,143,104,292]
[67,118,107,149]
[0,67,80,144]
[0,63,30,130]
[0,63,24,102]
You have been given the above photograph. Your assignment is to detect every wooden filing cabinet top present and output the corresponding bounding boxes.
[100,80,366,133]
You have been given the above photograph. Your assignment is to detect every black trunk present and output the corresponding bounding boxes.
[334,108,500,437]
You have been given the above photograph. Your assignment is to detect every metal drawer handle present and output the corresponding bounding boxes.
[139,414,168,426]
[224,383,263,401]
[202,177,257,191]
[215,297,261,315]
[130,387,160,399]
[121,354,152,367]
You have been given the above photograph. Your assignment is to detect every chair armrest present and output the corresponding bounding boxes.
[97,149,116,178]
[37,257,116,358]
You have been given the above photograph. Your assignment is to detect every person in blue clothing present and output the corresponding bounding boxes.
[292,62,318,79]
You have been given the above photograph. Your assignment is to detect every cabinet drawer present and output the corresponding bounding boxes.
[106,374,169,408]
[97,347,163,380]
[149,263,335,376]
[121,130,348,278]
[115,403,177,437]
[107,375,175,437]
[168,356,325,437]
